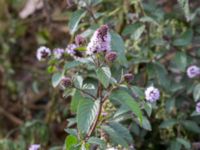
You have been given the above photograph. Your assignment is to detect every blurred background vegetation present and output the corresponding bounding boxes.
[0,0,200,150]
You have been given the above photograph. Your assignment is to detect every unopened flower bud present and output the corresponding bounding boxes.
[75,34,85,46]
[36,46,51,61]
[105,51,117,62]
[124,73,134,82]
[187,65,200,78]
[196,102,200,113]
[60,77,72,88]
[145,86,160,102]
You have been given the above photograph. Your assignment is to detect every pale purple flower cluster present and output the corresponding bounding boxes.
[29,144,40,150]
[186,65,200,78]
[53,48,65,59]
[196,102,200,113]
[65,44,77,55]
[87,25,111,55]
[36,46,51,61]
[145,86,160,102]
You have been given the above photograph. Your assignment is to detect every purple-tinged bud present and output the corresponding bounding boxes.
[60,77,72,88]
[87,25,111,55]
[29,144,40,150]
[124,73,134,82]
[36,46,51,61]
[53,48,65,59]
[145,86,160,102]
[105,51,117,62]
[187,65,200,78]
[75,34,85,46]
[196,102,200,113]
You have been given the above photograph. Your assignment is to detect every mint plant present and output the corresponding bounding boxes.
[36,25,154,149]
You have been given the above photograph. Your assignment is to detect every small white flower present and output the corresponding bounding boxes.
[36,46,51,61]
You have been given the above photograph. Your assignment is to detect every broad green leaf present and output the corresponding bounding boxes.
[51,72,63,88]
[173,29,193,46]
[64,61,82,70]
[193,83,200,102]
[70,90,82,113]
[159,119,177,129]
[109,122,133,144]
[74,75,83,89]
[169,140,181,150]
[68,9,86,34]
[141,117,152,131]
[130,25,145,40]
[101,125,129,148]
[88,137,106,149]
[144,103,152,117]
[96,67,111,88]
[176,138,191,149]
[77,98,100,134]
[182,120,200,133]
[110,89,143,123]
[174,52,187,72]
[65,135,78,150]
[111,32,128,67]
[122,22,142,36]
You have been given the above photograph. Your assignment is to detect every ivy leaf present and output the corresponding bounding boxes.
[77,98,100,135]
[68,9,86,35]
[96,67,111,88]
[51,72,63,88]
[110,89,143,124]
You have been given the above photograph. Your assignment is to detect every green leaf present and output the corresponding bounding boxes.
[159,119,177,129]
[68,9,86,34]
[174,52,187,72]
[169,140,181,150]
[74,75,83,89]
[110,89,143,124]
[109,122,133,144]
[176,138,191,149]
[87,137,106,149]
[77,98,100,135]
[144,103,152,117]
[173,29,193,46]
[130,25,145,40]
[111,32,128,67]
[182,120,200,133]
[193,83,200,102]
[141,117,152,131]
[64,61,82,70]
[51,72,63,88]
[65,135,78,150]
[70,90,82,113]
[101,125,129,148]
[96,67,111,88]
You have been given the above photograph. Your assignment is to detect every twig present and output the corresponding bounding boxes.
[0,106,23,126]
